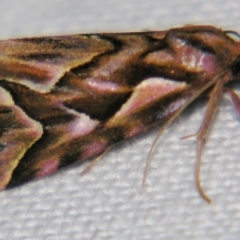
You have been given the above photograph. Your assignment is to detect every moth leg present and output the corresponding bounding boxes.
[195,78,225,203]
[143,118,179,186]
[81,146,112,176]
[143,110,195,186]
[142,81,221,188]
[142,70,229,198]
[224,88,240,117]
[181,133,197,139]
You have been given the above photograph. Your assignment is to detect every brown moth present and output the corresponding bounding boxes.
[1,25,240,202]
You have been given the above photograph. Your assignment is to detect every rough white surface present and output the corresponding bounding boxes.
[0,1,240,239]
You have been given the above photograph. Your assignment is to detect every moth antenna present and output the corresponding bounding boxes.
[81,146,112,176]
[142,105,198,186]
[142,126,165,186]
[181,133,197,140]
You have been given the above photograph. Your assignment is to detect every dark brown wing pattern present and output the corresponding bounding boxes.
[0,26,240,195]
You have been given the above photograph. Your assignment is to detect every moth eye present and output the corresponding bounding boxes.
[231,58,240,77]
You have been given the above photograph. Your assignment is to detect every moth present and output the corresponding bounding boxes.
[1,25,240,203]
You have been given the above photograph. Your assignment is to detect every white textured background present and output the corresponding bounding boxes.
[0,1,240,239]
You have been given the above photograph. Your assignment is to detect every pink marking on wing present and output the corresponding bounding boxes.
[26,62,64,92]
[145,50,175,64]
[82,141,108,159]
[125,123,147,138]
[115,77,187,117]
[0,56,61,93]
[172,38,218,76]
[85,78,121,92]
[162,98,188,116]
[35,159,59,179]
[66,113,99,138]
[182,48,217,75]
[145,37,218,79]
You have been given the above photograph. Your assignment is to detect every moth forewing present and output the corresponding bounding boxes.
[0,25,240,203]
